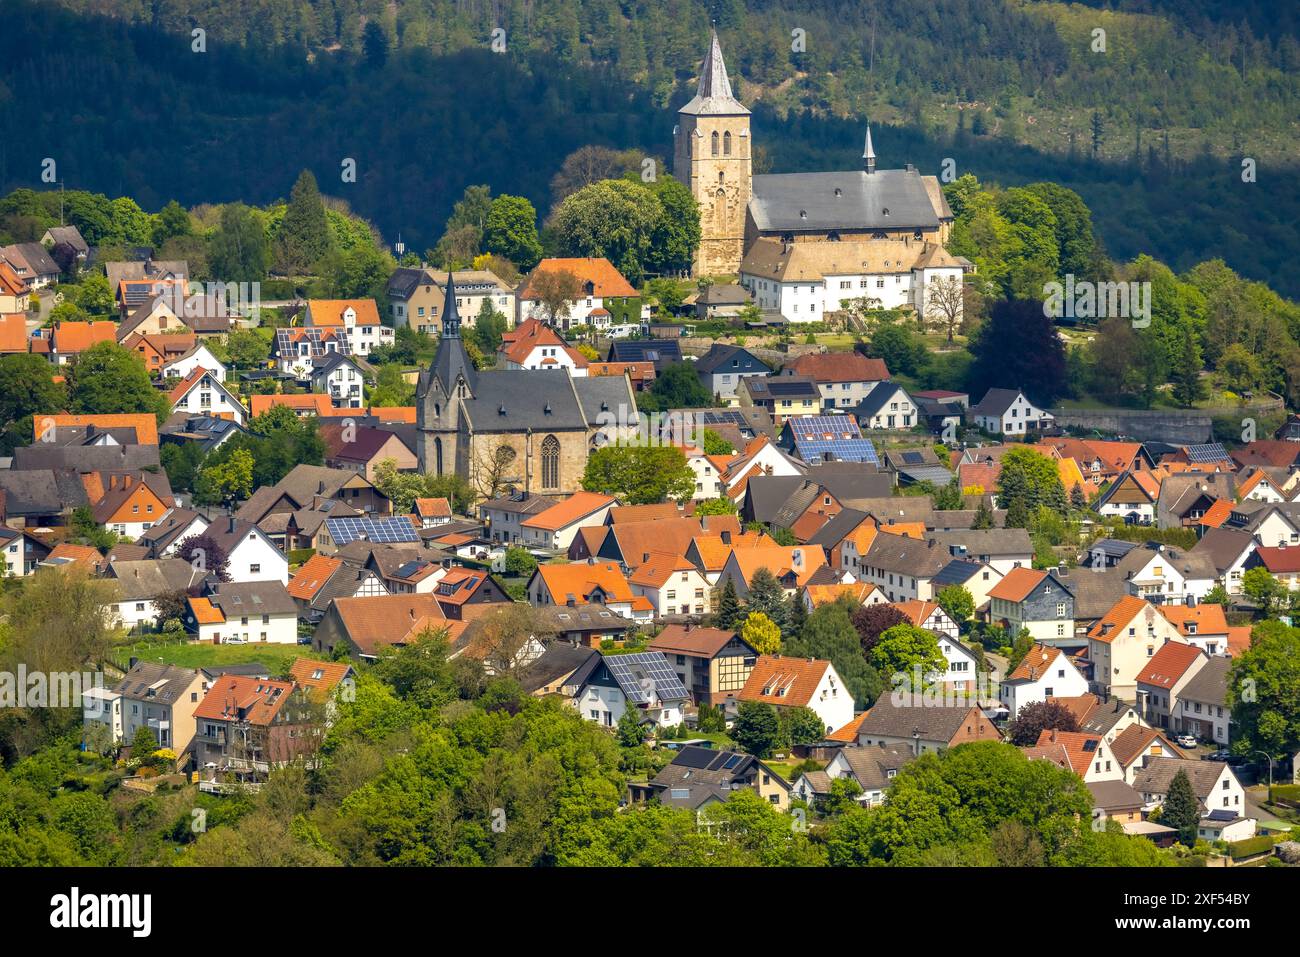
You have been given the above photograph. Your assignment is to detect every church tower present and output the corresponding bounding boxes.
[674,29,751,277]
[416,273,476,477]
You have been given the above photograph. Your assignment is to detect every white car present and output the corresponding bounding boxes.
[1176,734,1198,749]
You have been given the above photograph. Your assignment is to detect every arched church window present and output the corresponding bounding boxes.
[541,435,560,490]
[711,131,719,156]
[723,131,732,155]
[434,437,443,476]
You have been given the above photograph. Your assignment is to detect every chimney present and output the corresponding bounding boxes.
[1049,729,1057,743]
[129,656,139,670]
[228,515,236,534]
[1057,561,1067,576]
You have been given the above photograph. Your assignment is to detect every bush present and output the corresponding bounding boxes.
[288,548,317,566]
[1269,784,1300,804]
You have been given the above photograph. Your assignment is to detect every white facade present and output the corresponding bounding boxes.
[171,371,245,426]
[198,609,298,645]
[858,383,918,430]
[686,450,728,501]
[974,392,1053,436]
[505,343,588,376]
[741,264,964,325]
[573,682,684,730]
[1123,549,1215,605]
[999,653,1088,718]
[313,360,368,408]
[162,345,226,383]
[802,664,855,735]
[108,596,163,630]
[629,566,713,618]
[226,530,290,585]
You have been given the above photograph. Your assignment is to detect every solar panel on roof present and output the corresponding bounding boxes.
[325,516,419,546]
[604,652,688,704]
[1185,443,1231,463]
[787,416,879,465]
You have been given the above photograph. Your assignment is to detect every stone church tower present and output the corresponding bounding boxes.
[674,29,751,277]
[415,273,476,479]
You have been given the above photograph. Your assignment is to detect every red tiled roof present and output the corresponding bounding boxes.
[737,654,832,709]
[783,352,889,383]
[1136,641,1203,690]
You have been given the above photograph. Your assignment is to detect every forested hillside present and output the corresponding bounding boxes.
[2,0,1297,292]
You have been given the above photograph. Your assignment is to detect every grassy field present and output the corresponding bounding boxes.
[112,640,327,673]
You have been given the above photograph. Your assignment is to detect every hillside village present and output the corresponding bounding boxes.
[0,33,1298,872]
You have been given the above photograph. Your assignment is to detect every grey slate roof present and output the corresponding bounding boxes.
[1087,779,1144,812]
[856,695,986,742]
[107,558,204,600]
[750,168,943,233]
[205,580,297,618]
[970,388,1023,418]
[1178,655,1230,707]
[1190,526,1257,576]
[862,534,950,577]
[516,643,599,694]
[836,743,915,792]
[0,469,87,516]
[1132,757,1234,801]
[114,661,198,703]
[11,444,161,472]
[694,344,769,376]
[927,528,1033,559]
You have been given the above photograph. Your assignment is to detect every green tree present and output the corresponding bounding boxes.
[616,704,645,749]
[695,497,737,516]
[789,599,885,708]
[222,328,271,369]
[713,579,741,630]
[870,624,947,690]
[1228,621,1300,762]
[1170,321,1207,408]
[469,298,509,356]
[700,428,734,456]
[503,546,538,578]
[643,361,711,410]
[1005,700,1081,746]
[997,446,1067,521]
[1162,769,1201,847]
[549,179,661,284]
[1242,566,1287,616]
[732,702,781,758]
[935,585,975,630]
[581,444,695,503]
[0,354,65,454]
[65,342,169,422]
[274,170,332,274]
[194,447,255,505]
[208,203,271,282]
[483,195,542,271]
[152,199,193,247]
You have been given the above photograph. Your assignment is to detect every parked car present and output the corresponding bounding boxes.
[1176,734,1198,749]
[1206,749,1232,762]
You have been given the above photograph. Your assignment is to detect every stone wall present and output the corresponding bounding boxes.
[1048,409,1214,444]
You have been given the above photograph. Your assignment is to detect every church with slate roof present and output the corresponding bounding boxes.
[675,30,955,276]
[416,275,636,496]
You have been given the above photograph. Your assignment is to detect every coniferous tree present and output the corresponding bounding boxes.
[1170,323,1207,408]
[275,170,332,274]
[786,591,808,638]
[1162,769,1201,847]
[745,568,788,632]
[714,579,741,631]
[972,499,995,529]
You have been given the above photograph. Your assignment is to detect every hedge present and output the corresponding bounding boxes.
[1269,784,1300,803]
[1227,834,1278,859]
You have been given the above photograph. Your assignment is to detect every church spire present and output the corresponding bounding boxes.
[863,121,876,174]
[430,271,476,397]
[441,271,461,338]
[678,28,749,116]
[699,28,734,102]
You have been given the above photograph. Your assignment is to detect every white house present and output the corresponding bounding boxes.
[302,299,394,357]
[104,559,204,630]
[970,388,1054,436]
[570,651,688,729]
[168,369,246,426]
[310,354,372,408]
[628,552,714,617]
[1116,543,1216,606]
[738,238,966,324]
[854,381,918,431]
[161,343,226,383]
[736,655,854,736]
[188,582,299,644]
[517,491,617,551]
[1132,757,1247,818]
[205,518,290,585]
[518,258,648,331]
[999,643,1088,718]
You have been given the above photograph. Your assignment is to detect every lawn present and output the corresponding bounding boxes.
[112,639,327,673]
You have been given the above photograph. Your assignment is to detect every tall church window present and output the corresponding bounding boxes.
[724,131,732,155]
[541,435,560,490]
[434,437,443,476]
[711,131,719,156]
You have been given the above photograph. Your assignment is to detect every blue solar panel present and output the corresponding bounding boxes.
[604,652,688,704]
[325,516,419,546]
[787,415,880,465]
[1185,443,1231,464]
